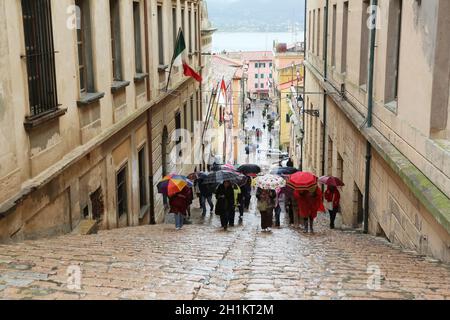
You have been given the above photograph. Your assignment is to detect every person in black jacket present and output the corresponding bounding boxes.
[215,181,235,231]
[198,179,214,217]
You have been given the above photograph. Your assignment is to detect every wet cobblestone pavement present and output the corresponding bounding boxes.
[1,202,450,300]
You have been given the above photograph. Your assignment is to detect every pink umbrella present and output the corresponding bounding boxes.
[319,176,345,187]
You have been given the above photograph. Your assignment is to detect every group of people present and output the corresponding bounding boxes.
[166,173,341,233]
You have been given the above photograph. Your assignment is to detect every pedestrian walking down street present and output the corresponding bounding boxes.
[294,187,325,233]
[274,188,284,227]
[169,187,191,230]
[194,179,201,209]
[215,181,235,231]
[288,196,297,226]
[184,186,194,224]
[256,188,276,232]
[199,179,214,217]
[286,158,294,168]
[324,186,341,229]
[243,178,252,210]
[233,184,244,223]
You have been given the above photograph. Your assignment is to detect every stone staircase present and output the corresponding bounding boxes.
[72,219,98,236]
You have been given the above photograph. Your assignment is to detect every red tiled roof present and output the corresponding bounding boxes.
[226,51,274,62]
[277,59,304,70]
[278,79,302,91]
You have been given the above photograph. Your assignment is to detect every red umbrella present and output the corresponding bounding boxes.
[287,172,318,192]
[319,176,345,187]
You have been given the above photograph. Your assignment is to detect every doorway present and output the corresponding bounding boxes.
[161,126,169,206]
[354,183,364,228]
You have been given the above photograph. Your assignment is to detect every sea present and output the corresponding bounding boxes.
[212,32,305,53]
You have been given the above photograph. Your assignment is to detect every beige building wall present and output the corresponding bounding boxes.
[0,0,205,241]
[304,0,450,262]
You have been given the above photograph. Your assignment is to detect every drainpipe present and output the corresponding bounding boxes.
[300,0,307,172]
[321,0,329,180]
[144,0,156,225]
[363,0,378,234]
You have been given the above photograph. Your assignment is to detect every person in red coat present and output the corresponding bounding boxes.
[294,186,325,233]
[169,187,191,230]
[324,186,341,229]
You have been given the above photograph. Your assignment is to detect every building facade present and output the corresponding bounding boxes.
[304,0,450,262]
[0,0,206,242]
[273,43,304,153]
[225,51,274,100]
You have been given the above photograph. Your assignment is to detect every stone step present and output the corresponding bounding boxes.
[72,219,98,236]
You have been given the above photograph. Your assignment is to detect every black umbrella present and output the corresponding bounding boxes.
[202,170,246,186]
[238,164,262,175]
[270,167,299,176]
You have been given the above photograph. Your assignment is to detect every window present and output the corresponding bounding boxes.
[331,4,337,67]
[157,5,164,66]
[90,188,104,221]
[181,7,185,34]
[261,83,264,89]
[385,0,403,103]
[175,111,182,153]
[188,9,192,53]
[21,0,59,117]
[312,10,316,54]
[286,113,291,123]
[138,148,147,209]
[255,83,258,89]
[359,0,370,86]
[255,63,259,68]
[342,2,349,73]
[183,103,188,130]
[172,7,177,48]
[255,74,259,79]
[76,0,94,94]
[190,95,194,132]
[116,165,128,218]
[133,1,143,73]
[269,63,272,68]
[261,74,264,79]
[308,10,312,51]
[194,10,199,52]
[110,0,122,81]
[269,74,272,78]
[317,8,321,57]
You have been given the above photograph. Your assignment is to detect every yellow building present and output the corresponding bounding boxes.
[273,44,304,152]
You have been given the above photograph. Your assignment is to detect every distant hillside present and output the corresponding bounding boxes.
[206,0,305,32]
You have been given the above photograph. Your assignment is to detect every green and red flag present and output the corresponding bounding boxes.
[169,28,202,86]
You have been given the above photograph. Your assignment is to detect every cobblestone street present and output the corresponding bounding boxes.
[1,201,450,300]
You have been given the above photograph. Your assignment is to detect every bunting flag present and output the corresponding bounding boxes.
[221,78,227,96]
[169,28,202,85]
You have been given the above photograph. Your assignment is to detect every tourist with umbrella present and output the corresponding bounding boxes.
[255,174,286,232]
[288,172,326,233]
[320,176,344,229]
[203,170,245,230]
[193,172,214,218]
[238,164,261,210]
[215,181,235,231]
[157,174,193,230]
